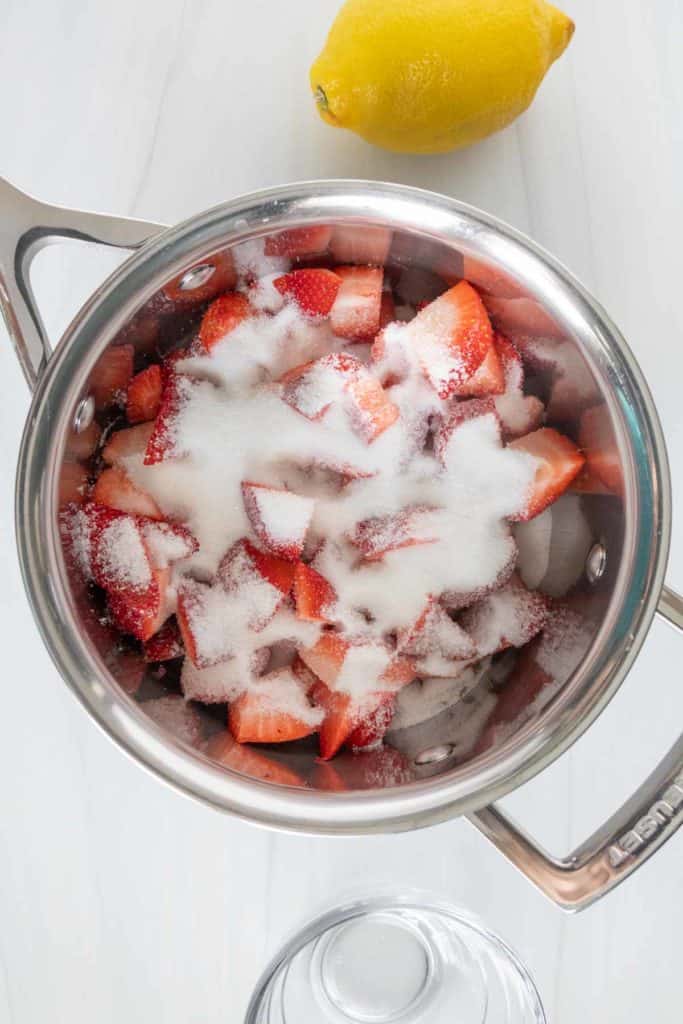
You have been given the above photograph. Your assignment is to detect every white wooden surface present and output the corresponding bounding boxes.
[1,1,682,1020]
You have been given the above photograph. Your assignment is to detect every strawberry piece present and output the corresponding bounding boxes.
[108,566,171,642]
[454,342,505,397]
[345,694,396,750]
[163,251,237,308]
[92,466,162,520]
[198,292,252,352]
[434,398,500,465]
[329,225,392,265]
[346,373,399,442]
[219,538,296,599]
[144,367,192,466]
[330,266,383,341]
[508,428,585,521]
[405,281,493,397]
[102,422,155,466]
[126,364,163,424]
[459,575,548,658]
[273,268,341,317]
[143,618,184,662]
[264,225,332,258]
[489,333,544,440]
[299,635,414,694]
[291,653,322,691]
[228,668,323,744]
[379,291,396,329]
[397,598,476,661]
[141,519,199,567]
[176,578,236,668]
[65,420,101,463]
[89,345,134,410]
[293,563,336,622]
[280,352,360,420]
[242,482,315,561]
[308,680,355,759]
[91,512,151,592]
[348,506,439,561]
[204,730,307,787]
[181,648,268,703]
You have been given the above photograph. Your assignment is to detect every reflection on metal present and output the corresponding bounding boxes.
[585,542,607,583]
[178,263,215,291]
[414,744,456,766]
[73,395,95,434]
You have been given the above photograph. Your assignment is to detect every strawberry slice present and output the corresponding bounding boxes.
[379,291,396,329]
[299,634,414,694]
[293,562,336,622]
[126,364,163,424]
[108,565,171,642]
[228,667,323,744]
[176,578,236,667]
[218,538,296,599]
[144,367,193,466]
[141,519,198,567]
[204,730,307,786]
[102,422,155,466]
[307,679,355,759]
[397,598,476,661]
[508,428,585,521]
[459,575,548,657]
[89,345,134,410]
[405,281,492,398]
[143,618,184,662]
[264,225,332,258]
[163,251,237,308]
[280,352,360,420]
[330,266,383,341]
[242,482,315,561]
[198,292,252,352]
[181,648,268,703]
[489,333,545,440]
[474,648,553,755]
[345,694,396,749]
[92,466,162,520]
[346,372,399,442]
[329,225,393,265]
[273,268,341,317]
[453,342,505,397]
[348,506,439,561]
[434,398,500,465]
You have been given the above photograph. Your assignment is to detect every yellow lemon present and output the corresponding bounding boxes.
[310,0,574,153]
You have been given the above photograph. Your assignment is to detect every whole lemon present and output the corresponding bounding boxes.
[310,0,574,153]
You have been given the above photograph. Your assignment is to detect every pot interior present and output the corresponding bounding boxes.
[51,202,652,812]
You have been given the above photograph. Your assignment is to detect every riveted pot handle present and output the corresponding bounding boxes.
[468,584,683,912]
[0,176,165,390]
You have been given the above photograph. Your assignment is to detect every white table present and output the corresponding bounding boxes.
[1,1,682,1020]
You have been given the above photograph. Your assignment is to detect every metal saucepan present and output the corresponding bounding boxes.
[2,176,681,911]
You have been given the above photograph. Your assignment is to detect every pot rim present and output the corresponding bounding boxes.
[14,179,672,833]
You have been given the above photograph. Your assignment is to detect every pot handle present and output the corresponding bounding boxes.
[469,584,683,912]
[0,176,165,390]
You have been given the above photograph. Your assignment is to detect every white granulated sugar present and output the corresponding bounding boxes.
[246,668,324,727]
[514,510,553,589]
[247,486,314,547]
[231,237,289,281]
[181,657,247,703]
[535,605,593,682]
[243,273,286,314]
[399,601,475,661]
[461,579,547,658]
[142,522,193,568]
[335,643,392,698]
[98,518,151,590]
[66,508,94,579]
[541,494,593,598]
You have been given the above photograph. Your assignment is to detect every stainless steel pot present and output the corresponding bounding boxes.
[2,176,681,912]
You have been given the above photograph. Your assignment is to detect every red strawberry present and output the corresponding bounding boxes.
[406,281,493,397]
[308,679,356,759]
[330,266,383,341]
[144,367,192,466]
[329,225,392,265]
[65,420,101,462]
[434,398,500,465]
[141,519,199,567]
[280,352,360,420]
[508,428,585,521]
[204,730,307,787]
[299,635,414,693]
[264,225,332,258]
[459,575,548,657]
[176,578,236,668]
[397,598,476,661]
[126,364,163,424]
[108,566,171,642]
[92,466,162,520]
[228,668,322,744]
[89,345,134,410]
[291,653,322,691]
[273,268,341,317]
[219,538,296,598]
[102,422,154,466]
[293,563,336,622]
[453,342,505,397]
[143,618,184,662]
[348,506,439,561]
[379,291,396,329]
[163,251,237,308]
[346,372,399,442]
[241,482,315,561]
[345,694,396,749]
[198,292,252,352]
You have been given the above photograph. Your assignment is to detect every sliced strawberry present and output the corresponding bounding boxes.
[163,250,237,308]
[242,482,315,561]
[434,398,500,465]
[144,367,192,466]
[405,281,492,398]
[126,364,163,424]
[204,730,307,786]
[291,653,322,691]
[92,466,162,520]
[459,575,548,657]
[198,292,253,352]
[141,519,198,568]
[176,578,236,667]
[488,333,545,440]
[218,538,296,599]
[273,268,341,317]
[89,345,134,410]
[91,512,151,592]
[330,266,383,341]
[143,618,184,662]
[280,352,361,420]
[299,635,413,693]
[397,598,476,661]
[345,694,396,749]
[293,563,336,623]
[181,649,268,703]
[308,680,355,759]
[454,342,504,397]
[228,668,323,744]
[329,225,392,265]
[508,428,585,521]
[102,422,155,466]
[346,372,399,442]
[348,506,439,561]
[108,565,171,642]
[264,225,332,258]
[379,291,396,329]
[65,420,102,462]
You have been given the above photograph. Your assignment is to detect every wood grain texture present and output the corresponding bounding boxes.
[0,0,681,1020]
